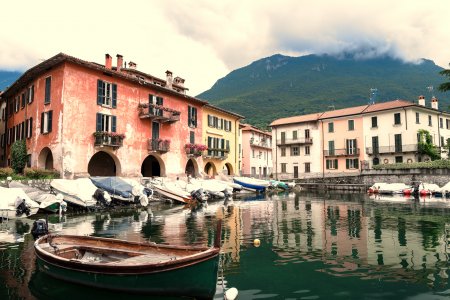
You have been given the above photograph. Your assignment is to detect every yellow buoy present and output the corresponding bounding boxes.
[253,239,261,247]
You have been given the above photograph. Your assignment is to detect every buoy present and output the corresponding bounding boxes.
[225,287,238,300]
[253,239,260,247]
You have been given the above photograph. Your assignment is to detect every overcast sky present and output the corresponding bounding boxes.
[1,0,449,95]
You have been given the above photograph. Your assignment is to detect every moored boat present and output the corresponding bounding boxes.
[50,178,106,208]
[233,177,269,192]
[34,222,222,298]
[0,187,40,219]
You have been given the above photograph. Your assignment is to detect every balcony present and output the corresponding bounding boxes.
[93,132,125,148]
[277,137,313,146]
[366,144,418,155]
[250,138,271,149]
[203,148,229,160]
[324,148,360,157]
[138,103,180,123]
[148,138,170,153]
[185,144,208,157]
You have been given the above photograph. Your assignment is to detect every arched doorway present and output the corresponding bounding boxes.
[224,163,233,175]
[204,162,216,177]
[38,147,54,170]
[88,151,117,176]
[141,155,165,177]
[185,159,198,178]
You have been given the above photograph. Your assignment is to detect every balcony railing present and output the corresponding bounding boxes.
[148,139,170,153]
[138,103,180,123]
[204,148,229,160]
[250,138,271,149]
[94,133,125,148]
[366,144,418,155]
[277,137,313,146]
[324,148,360,157]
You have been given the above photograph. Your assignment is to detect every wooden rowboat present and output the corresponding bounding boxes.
[34,222,222,299]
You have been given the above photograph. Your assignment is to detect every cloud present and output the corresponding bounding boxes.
[1,0,449,94]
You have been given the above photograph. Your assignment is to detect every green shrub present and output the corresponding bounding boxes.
[373,159,450,170]
[11,140,28,174]
[23,168,60,179]
[0,167,14,179]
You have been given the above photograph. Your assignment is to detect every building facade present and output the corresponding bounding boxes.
[241,124,272,178]
[271,97,450,179]
[1,53,242,179]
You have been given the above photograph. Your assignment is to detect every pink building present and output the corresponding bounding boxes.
[241,124,272,178]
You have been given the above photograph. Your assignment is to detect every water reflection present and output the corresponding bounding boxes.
[0,192,449,299]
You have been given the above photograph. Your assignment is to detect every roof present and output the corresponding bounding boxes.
[204,104,245,120]
[270,112,322,127]
[1,53,208,106]
[362,99,415,113]
[241,124,272,136]
[319,104,369,119]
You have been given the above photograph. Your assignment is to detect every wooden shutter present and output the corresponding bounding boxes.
[193,107,197,127]
[30,85,34,103]
[326,160,330,169]
[41,112,44,133]
[346,159,349,169]
[97,80,103,105]
[354,159,359,169]
[45,77,51,104]
[335,159,338,169]
[226,140,230,151]
[190,131,195,144]
[96,113,102,131]
[112,84,117,108]
[112,116,117,132]
[47,111,53,133]
[29,117,33,138]
[188,106,192,126]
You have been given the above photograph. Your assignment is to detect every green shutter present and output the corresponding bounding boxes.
[112,116,117,132]
[326,160,330,169]
[112,84,117,108]
[96,113,102,131]
[97,80,103,105]
[29,117,33,138]
[47,111,53,133]
[334,159,338,169]
[354,159,359,169]
[30,85,34,103]
[346,159,349,169]
[40,112,44,133]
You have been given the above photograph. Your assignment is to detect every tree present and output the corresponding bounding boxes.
[438,63,450,92]
[11,140,27,174]
[417,129,441,161]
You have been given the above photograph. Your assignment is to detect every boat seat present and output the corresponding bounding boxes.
[106,252,178,265]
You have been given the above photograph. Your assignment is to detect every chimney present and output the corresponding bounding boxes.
[166,70,173,88]
[116,54,123,72]
[174,76,185,87]
[128,61,137,70]
[431,96,438,110]
[418,95,425,106]
[105,54,112,69]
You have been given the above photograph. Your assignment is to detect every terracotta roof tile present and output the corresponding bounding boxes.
[270,112,322,126]
[363,99,415,113]
[319,104,369,119]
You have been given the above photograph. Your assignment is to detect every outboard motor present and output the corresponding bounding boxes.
[15,197,31,217]
[94,189,112,207]
[191,188,208,203]
[31,219,48,239]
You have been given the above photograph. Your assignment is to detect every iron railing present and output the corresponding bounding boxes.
[323,148,360,157]
[277,137,313,146]
[138,103,180,123]
[148,139,170,153]
[366,144,418,155]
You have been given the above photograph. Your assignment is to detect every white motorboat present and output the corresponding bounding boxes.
[0,187,40,219]
[185,178,232,199]
[50,178,106,208]
[150,178,192,204]
[378,183,411,195]
[9,181,67,213]
[233,177,270,192]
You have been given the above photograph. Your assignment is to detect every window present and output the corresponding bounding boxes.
[394,133,402,152]
[26,118,33,138]
[328,122,334,133]
[440,118,443,128]
[96,113,116,133]
[252,149,255,158]
[281,163,287,173]
[345,158,359,169]
[305,163,311,173]
[447,119,449,129]
[251,167,256,176]
[373,157,380,166]
[441,136,444,147]
[348,119,354,131]
[328,140,335,155]
[416,112,420,124]
[224,120,232,132]
[281,147,286,157]
[280,132,286,143]
[291,146,299,156]
[28,85,34,104]
[394,113,401,125]
[188,106,197,128]
[305,129,310,138]
[21,93,25,109]
[326,159,338,170]
[305,146,310,155]
[45,77,51,104]
[372,136,379,154]
[189,131,195,144]
[346,139,357,155]
[41,111,53,134]
[371,116,378,128]
[293,130,298,140]
[97,79,117,108]
[207,114,214,127]
[428,115,432,126]
[15,97,19,112]
[395,156,403,163]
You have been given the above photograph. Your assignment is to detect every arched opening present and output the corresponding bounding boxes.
[88,151,117,176]
[141,155,165,177]
[38,147,54,170]
[204,162,216,177]
[224,163,234,175]
[373,157,380,166]
[185,159,198,178]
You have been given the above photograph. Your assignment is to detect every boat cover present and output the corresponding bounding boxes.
[51,178,98,202]
[90,177,133,199]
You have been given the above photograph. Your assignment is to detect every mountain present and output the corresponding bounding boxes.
[0,71,22,91]
[197,54,447,128]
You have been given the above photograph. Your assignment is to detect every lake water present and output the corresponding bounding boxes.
[1,191,449,300]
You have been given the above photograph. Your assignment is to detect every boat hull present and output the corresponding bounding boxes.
[233,178,266,192]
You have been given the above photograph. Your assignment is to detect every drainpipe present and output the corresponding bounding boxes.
[274,127,277,180]
[321,120,324,180]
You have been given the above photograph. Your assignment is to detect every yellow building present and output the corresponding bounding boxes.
[201,104,243,177]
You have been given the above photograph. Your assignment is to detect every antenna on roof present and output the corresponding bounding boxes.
[427,85,434,98]
[369,88,377,104]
